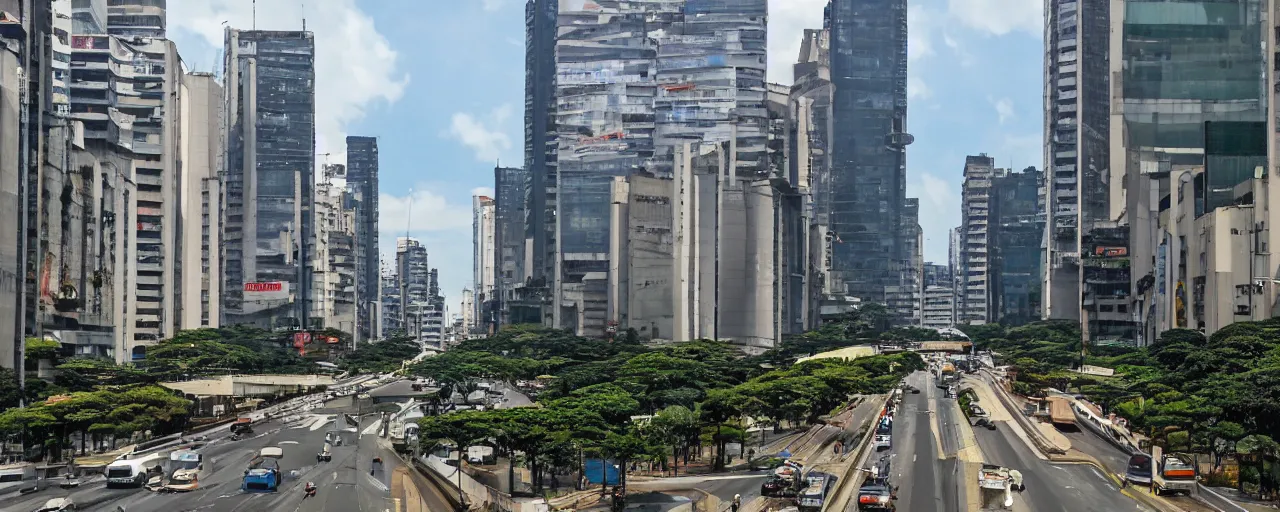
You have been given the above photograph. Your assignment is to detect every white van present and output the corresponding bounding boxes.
[105,455,161,488]
[0,463,41,495]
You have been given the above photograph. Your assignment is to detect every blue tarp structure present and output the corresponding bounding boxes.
[584,458,620,486]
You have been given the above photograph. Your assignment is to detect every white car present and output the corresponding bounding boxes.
[33,497,76,512]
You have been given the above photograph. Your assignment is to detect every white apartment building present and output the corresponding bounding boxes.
[922,285,956,330]
[959,155,997,325]
[472,195,496,327]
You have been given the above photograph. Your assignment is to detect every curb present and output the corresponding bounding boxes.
[980,370,1067,456]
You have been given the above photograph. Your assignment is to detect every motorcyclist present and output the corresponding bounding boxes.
[304,481,317,497]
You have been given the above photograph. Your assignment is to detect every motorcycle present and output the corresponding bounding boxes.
[303,482,317,499]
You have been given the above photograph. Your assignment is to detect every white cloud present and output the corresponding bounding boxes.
[377,186,474,259]
[471,187,496,198]
[909,172,961,264]
[908,5,937,62]
[168,0,410,167]
[991,97,1015,124]
[767,0,828,85]
[446,105,516,164]
[946,0,1042,36]
[908,76,932,100]
[481,0,508,12]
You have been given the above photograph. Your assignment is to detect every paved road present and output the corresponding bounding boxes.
[972,413,1149,511]
[865,371,951,512]
[9,395,454,512]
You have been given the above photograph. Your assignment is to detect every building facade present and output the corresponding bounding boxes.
[472,194,496,332]
[345,135,380,342]
[990,167,1044,326]
[493,166,528,330]
[395,237,430,338]
[1043,0,1111,323]
[959,155,996,325]
[222,29,316,330]
[824,0,919,312]
[552,0,771,338]
[311,164,357,335]
[66,21,181,359]
[1118,0,1268,344]
[524,0,556,294]
[177,71,222,330]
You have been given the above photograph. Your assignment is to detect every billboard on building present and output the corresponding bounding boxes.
[292,332,311,348]
[244,281,289,302]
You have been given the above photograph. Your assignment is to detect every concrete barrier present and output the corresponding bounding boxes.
[820,394,890,512]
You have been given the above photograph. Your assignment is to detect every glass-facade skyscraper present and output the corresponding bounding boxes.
[346,136,380,342]
[1116,0,1266,344]
[222,30,316,329]
[824,0,918,310]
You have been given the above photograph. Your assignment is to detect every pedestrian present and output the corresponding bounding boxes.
[731,493,741,512]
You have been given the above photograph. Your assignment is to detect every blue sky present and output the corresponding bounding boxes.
[168,0,1042,311]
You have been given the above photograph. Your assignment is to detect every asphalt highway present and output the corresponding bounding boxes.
[861,371,953,512]
[970,402,1150,511]
[9,394,453,512]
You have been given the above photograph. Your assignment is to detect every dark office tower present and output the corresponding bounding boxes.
[524,0,556,284]
[990,167,1045,327]
[223,30,316,329]
[824,0,915,307]
[494,166,528,327]
[346,136,380,342]
[105,0,166,37]
[1043,0,1109,322]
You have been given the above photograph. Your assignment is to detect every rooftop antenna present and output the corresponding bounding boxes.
[253,0,257,31]
[302,1,306,31]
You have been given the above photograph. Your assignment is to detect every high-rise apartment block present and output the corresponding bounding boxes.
[222,29,316,330]
[345,136,380,342]
[472,194,496,333]
[959,155,996,325]
[311,165,358,336]
[1043,0,1111,324]
[64,7,181,359]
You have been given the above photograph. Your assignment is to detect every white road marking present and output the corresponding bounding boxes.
[913,454,917,462]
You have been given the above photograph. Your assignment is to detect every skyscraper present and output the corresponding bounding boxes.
[472,195,496,332]
[959,155,996,325]
[1043,0,1110,322]
[222,29,316,329]
[345,136,380,342]
[494,166,529,329]
[524,0,556,288]
[552,0,769,336]
[990,167,1044,326]
[824,0,918,312]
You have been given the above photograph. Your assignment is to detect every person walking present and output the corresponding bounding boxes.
[731,493,742,512]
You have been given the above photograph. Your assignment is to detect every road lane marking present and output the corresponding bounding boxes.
[913,454,917,462]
